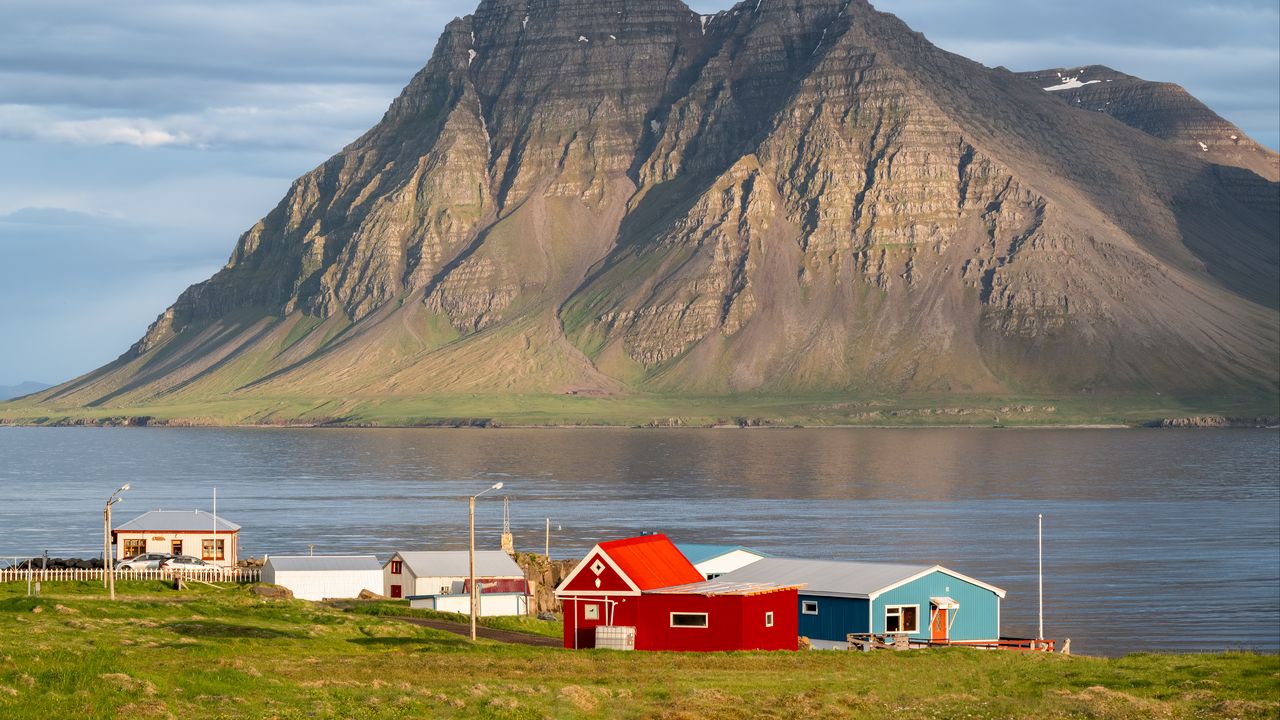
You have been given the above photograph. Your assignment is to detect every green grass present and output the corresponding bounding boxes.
[0,582,1275,719]
[3,388,1275,428]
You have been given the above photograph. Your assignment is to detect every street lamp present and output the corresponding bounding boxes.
[104,483,130,600]
[469,481,503,641]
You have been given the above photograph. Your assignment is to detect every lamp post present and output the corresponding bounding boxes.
[104,484,130,600]
[469,481,503,641]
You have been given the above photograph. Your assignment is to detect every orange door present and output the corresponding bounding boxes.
[930,608,948,641]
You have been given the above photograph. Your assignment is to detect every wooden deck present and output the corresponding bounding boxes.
[847,633,1057,652]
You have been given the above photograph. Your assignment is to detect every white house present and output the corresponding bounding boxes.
[261,555,384,601]
[384,550,529,616]
[675,544,769,580]
[113,510,240,568]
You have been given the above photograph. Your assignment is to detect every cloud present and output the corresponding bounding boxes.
[0,206,229,383]
[38,116,192,147]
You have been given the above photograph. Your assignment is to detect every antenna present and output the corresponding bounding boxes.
[500,496,514,555]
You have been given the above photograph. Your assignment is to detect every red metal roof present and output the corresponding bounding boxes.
[597,534,703,591]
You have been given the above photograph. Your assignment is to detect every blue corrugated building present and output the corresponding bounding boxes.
[716,558,1006,647]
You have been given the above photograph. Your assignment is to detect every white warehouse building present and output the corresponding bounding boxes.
[261,555,384,601]
[384,550,529,616]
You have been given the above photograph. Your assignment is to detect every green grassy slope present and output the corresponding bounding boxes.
[0,582,1275,719]
[2,387,1276,427]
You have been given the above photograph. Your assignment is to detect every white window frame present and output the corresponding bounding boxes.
[669,612,709,628]
[884,604,920,634]
[583,604,600,621]
[765,611,774,628]
[801,600,819,615]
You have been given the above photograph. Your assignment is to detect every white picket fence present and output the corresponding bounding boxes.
[0,568,260,583]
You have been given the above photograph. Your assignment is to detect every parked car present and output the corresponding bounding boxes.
[160,555,222,574]
[116,553,171,570]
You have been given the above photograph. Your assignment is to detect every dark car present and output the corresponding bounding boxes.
[160,555,223,575]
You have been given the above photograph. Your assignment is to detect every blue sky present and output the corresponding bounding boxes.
[2,0,1277,386]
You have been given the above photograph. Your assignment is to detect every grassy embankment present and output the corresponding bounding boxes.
[2,390,1275,428]
[0,581,1276,719]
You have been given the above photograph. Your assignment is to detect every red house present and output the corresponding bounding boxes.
[555,534,801,651]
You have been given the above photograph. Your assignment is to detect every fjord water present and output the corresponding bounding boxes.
[1,426,1276,656]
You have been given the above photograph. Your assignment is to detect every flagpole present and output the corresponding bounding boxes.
[1037,513,1044,641]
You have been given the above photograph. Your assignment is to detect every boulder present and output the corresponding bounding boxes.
[357,589,385,600]
[250,584,293,600]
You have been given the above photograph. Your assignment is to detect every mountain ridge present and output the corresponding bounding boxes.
[8,0,1278,426]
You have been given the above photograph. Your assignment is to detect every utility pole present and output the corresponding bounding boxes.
[469,482,503,641]
[103,505,110,588]
[545,518,550,559]
[105,484,131,600]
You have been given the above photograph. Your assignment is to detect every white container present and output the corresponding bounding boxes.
[595,625,636,651]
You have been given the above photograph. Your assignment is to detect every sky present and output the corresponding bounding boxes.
[2,0,1277,386]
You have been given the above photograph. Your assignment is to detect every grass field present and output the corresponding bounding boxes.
[2,390,1275,428]
[0,582,1276,719]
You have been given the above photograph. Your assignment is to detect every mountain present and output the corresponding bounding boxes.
[0,382,52,401]
[1017,65,1279,182]
[8,0,1278,426]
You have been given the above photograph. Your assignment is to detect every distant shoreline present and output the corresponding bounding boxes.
[2,419,1275,430]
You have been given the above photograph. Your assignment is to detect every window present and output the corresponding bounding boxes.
[885,605,919,634]
[201,539,225,561]
[390,585,402,599]
[802,600,819,615]
[122,539,146,558]
[583,604,600,620]
[670,612,709,628]
[765,611,775,628]
[390,560,403,575]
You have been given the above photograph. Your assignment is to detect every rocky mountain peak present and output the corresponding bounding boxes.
[31,0,1278,416]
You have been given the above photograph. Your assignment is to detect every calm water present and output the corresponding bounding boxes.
[0,426,1276,656]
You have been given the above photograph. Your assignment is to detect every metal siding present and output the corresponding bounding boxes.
[871,570,1000,641]
[268,569,383,601]
[797,594,870,642]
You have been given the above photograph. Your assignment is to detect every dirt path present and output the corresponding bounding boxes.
[387,615,562,647]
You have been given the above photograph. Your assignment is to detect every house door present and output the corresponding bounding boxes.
[930,607,949,642]
[171,540,183,556]
[390,585,402,599]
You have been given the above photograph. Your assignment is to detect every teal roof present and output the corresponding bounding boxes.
[676,543,769,565]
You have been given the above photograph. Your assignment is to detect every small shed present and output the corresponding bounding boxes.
[113,509,240,567]
[261,555,383,601]
[555,534,801,651]
[384,550,529,616]
[676,543,769,580]
[716,558,1006,647]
